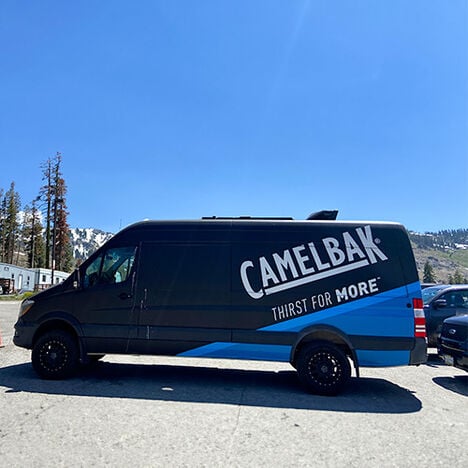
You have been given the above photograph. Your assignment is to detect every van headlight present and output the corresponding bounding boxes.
[19,299,34,317]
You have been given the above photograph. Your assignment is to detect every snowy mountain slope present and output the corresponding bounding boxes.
[69,228,114,261]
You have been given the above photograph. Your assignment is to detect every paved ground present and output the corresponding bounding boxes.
[1,301,467,467]
[0,300,18,347]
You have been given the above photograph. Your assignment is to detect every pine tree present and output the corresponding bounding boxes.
[452,270,465,284]
[0,187,5,262]
[40,157,53,269]
[1,182,21,264]
[23,200,45,268]
[40,152,74,276]
[423,261,436,283]
[54,174,73,272]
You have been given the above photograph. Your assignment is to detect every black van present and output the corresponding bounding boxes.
[14,215,427,395]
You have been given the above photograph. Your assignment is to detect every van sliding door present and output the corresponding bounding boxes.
[134,242,231,355]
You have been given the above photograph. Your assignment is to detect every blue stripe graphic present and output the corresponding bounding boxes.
[179,342,291,361]
[260,281,420,335]
[177,281,421,365]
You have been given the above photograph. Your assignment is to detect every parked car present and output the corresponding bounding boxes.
[424,285,468,346]
[438,314,468,372]
[422,284,451,304]
[0,278,14,295]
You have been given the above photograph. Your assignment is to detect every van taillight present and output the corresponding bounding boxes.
[413,298,426,338]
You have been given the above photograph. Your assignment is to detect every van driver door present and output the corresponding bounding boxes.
[74,245,139,354]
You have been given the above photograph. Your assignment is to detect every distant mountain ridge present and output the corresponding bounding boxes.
[408,228,468,283]
[409,229,468,251]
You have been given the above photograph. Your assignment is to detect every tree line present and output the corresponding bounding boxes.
[423,261,467,284]
[410,229,468,251]
[0,152,74,273]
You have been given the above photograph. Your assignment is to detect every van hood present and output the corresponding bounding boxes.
[28,282,66,302]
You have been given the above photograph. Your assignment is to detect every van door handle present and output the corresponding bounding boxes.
[119,292,132,300]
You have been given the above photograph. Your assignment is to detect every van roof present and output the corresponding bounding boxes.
[120,218,404,232]
[201,210,339,221]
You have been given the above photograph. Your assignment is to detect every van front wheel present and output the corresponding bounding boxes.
[32,330,79,380]
[297,342,351,395]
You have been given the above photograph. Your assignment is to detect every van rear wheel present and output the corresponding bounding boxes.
[297,342,351,395]
[32,330,79,380]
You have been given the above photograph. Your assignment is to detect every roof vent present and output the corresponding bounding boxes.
[202,216,294,220]
[307,210,338,221]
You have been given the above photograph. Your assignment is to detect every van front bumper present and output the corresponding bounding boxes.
[13,320,35,349]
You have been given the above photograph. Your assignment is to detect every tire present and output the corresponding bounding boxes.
[32,330,79,380]
[297,341,351,396]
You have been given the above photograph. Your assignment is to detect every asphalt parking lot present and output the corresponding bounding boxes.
[1,301,467,467]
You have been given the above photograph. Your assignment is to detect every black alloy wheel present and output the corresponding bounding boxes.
[297,341,351,396]
[31,330,79,380]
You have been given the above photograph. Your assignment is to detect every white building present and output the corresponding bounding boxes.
[34,268,70,291]
[0,262,69,294]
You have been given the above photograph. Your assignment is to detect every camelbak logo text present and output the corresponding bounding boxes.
[240,225,388,299]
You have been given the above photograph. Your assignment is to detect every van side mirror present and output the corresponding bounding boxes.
[433,298,447,309]
[72,269,81,289]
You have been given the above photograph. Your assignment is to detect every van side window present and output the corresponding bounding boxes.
[83,256,102,288]
[83,246,137,288]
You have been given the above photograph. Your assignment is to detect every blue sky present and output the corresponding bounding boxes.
[1,0,467,234]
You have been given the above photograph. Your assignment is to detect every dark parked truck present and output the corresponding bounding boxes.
[438,315,468,372]
[14,216,427,395]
